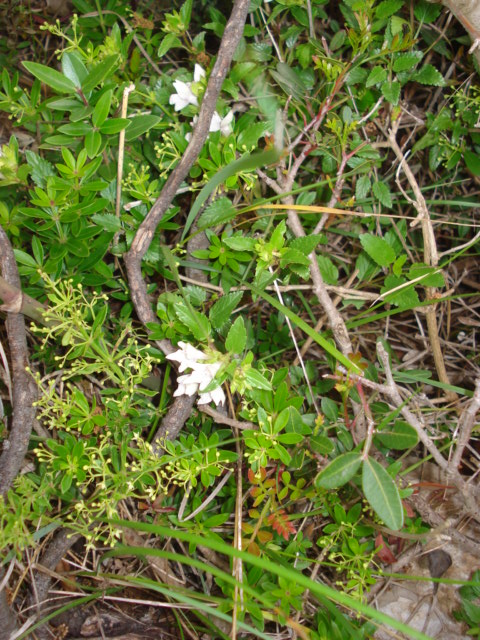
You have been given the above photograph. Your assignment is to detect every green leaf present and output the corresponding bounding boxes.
[184,148,281,240]
[92,90,112,128]
[58,122,92,137]
[22,61,76,94]
[381,81,401,106]
[375,421,419,450]
[125,115,162,142]
[289,234,324,256]
[250,286,363,374]
[310,435,335,456]
[315,453,362,490]
[85,130,102,158]
[355,175,371,200]
[359,234,396,267]
[99,118,130,135]
[237,122,270,150]
[175,303,211,341]
[25,150,55,187]
[245,368,272,391]
[407,263,444,288]
[226,316,246,353]
[61,51,88,88]
[317,255,338,285]
[362,457,404,530]
[366,66,387,87]
[158,33,183,58]
[198,197,236,230]
[222,236,256,251]
[465,150,480,176]
[372,180,393,208]
[375,0,404,20]
[393,53,422,72]
[411,64,445,87]
[414,0,442,23]
[81,55,120,93]
[209,291,243,329]
[381,274,420,309]
[91,213,122,232]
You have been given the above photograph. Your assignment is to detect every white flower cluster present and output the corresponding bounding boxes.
[166,341,226,406]
[169,64,233,139]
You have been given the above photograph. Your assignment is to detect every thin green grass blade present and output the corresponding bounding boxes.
[110,518,434,640]
[249,285,362,374]
[181,148,281,241]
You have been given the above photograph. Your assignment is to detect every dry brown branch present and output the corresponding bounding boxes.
[387,125,456,402]
[451,378,480,470]
[346,342,480,520]
[198,405,256,430]
[123,0,252,446]
[124,0,251,335]
[0,227,37,498]
[0,274,48,327]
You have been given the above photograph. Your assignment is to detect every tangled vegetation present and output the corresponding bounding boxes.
[0,0,479,638]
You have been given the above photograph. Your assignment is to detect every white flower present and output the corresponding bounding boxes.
[169,80,198,111]
[185,110,234,142]
[169,65,206,112]
[194,64,206,82]
[209,110,234,136]
[166,342,225,406]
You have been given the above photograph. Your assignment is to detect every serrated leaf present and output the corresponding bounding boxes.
[289,234,325,256]
[407,263,444,288]
[375,0,404,20]
[226,316,246,353]
[245,368,272,391]
[372,180,393,208]
[198,197,236,229]
[81,55,120,93]
[414,0,442,23]
[91,213,122,232]
[362,457,404,530]
[280,248,310,267]
[25,150,56,187]
[175,303,211,340]
[375,420,418,450]
[393,52,422,72]
[356,175,371,200]
[381,81,401,106]
[317,255,338,285]
[209,291,243,329]
[315,452,362,490]
[22,61,76,94]
[237,122,270,150]
[223,236,256,251]
[412,64,445,87]
[366,66,387,87]
[360,234,396,267]
[158,32,183,58]
[125,115,161,142]
[381,274,420,309]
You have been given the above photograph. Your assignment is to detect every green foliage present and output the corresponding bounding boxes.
[0,0,475,637]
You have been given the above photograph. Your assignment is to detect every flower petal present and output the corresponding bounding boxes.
[194,64,206,82]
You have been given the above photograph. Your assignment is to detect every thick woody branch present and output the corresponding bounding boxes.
[0,226,37,498]
[124,0,251,337]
